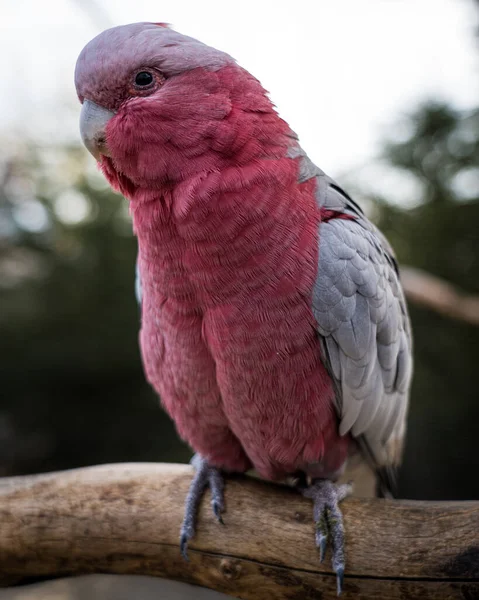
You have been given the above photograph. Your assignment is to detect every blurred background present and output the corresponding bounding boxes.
[0,0,478,501]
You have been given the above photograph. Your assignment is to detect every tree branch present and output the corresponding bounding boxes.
[0,463,478,599]
[401,265,479,325]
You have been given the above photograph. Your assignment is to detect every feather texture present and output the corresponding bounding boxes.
[312,178,412,469]
[75,23,412,490]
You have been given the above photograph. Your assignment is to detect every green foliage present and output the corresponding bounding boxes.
[0,144,190,476]
[371,103,479,499]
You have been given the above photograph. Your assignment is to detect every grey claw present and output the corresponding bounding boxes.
[336,566,344,596]
[180,454,226,558]
[319,534,327,562]
[180,534,189,561]
[303,479,351,594]
[213,500,224,524]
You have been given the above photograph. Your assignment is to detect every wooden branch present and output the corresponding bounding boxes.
[1,463,478,599]
[401,265,479,325]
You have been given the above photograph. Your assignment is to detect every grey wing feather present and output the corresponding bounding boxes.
[311,175,413,473]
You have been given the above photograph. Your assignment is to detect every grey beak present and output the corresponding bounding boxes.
[79,100,115,160]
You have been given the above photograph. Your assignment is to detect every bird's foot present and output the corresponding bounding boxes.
[180,453,225,560]
[302,479,353,595]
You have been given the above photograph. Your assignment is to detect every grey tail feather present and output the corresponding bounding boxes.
[357,435,398,499]
[375,466,397,499]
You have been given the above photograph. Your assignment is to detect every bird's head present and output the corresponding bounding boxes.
[75,22,281,200]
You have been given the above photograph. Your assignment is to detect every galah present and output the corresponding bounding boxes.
[75,22,412,594]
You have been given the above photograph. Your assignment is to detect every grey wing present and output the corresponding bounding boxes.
[311,179,413,476]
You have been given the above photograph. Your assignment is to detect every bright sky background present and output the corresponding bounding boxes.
[0,0,477,181]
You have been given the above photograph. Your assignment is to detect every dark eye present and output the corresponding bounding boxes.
[135,71,154,87]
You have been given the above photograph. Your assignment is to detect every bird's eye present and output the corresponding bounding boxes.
[135,71,154,87]
[130,69,164,96]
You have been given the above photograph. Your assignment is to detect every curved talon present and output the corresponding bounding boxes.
[336,566,344,596]
[208,466,225,524]
[180,534,190,561]
[179,454,226,558]
[212,500,225,524]
[302,479,352,596]
[318,533,327,563]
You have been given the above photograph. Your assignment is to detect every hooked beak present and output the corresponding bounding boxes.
[79,100,115,160]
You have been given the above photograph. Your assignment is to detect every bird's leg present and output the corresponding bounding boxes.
[302,479,353,595]
[180,453,225,559]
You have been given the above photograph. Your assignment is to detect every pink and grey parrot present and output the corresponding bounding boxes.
[75,22,412,594]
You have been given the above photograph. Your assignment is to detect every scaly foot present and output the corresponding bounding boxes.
[180,453,225,559]
[302,479,353,595]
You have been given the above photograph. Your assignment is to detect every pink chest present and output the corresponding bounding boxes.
[134,172,349,480]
